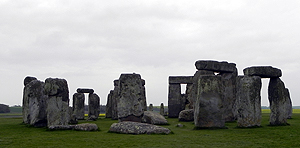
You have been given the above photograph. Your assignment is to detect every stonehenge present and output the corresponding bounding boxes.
[22,76,101,128]
[168,60,292,128]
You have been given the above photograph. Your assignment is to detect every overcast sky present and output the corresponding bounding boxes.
[1,0,299,107]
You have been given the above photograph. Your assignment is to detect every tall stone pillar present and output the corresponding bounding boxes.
[72,93,85,120]
[194,75,225,129]
[160,103,165,115]
[117,73,144,122]
[23,78,47,127]
[105,90,113,118]
[236,76,261,127]
[285,88,293,119]
[44,78,70,127]
[268,77,289,125]
[88,93,100,120]
[141,79,147,111]
[168,83,182,118]
[111,80,120,120]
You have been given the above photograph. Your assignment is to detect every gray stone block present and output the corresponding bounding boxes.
[243,66,282,78]
[195,60,236,72]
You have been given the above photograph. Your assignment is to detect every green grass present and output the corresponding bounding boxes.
[1,112,300,148]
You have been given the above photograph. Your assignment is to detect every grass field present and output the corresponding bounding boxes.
[1,110,300,147]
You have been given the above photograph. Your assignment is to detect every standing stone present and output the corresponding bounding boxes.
[185,83,194,109]
[168,83,182,118]
[105,90,113,118]
[268,77,289,125]
[117,73,144,122]
[0,104,10,113]
[149,104,153,111]
[236,76,262,127]
[111,80,120,120]
[160,103,164,116]
[88,93,100,120]
[22,79,47,127]
[141,79,147,111]
[194,75,225,129]
[72,93,85,120]
[44,78,70,127]
[24,76,37,86]
[190,70,214,109]
[285,88,293,119]
[220,68,237,122]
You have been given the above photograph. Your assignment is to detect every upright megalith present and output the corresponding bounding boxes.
[194,75,225,129]
[285,88,293,119]
[168,83,182,118]
[88,93,100,120]
[236,76,262,127]
[111,80,120,120]
[268,77,289,125]
[117,73,145,122]
[44,78,70,127]
[72,93,85,120]
[149,104,153,111]
[22,77,47,127]
[105,90,113,118]
[141,79,147,111]
[160,103,164,116]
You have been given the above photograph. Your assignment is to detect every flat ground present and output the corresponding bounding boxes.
[0,110,300,148]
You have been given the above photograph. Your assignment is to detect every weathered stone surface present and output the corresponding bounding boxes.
[185,83,194,109]
[268,78,289,125]
[117,73,144,122]
[105,90,113,118]
[195,60,236,73]
[111,80,119,120]
[69,114,78,124]
[23,76,37,86]
[22,80,47,127]
[109,122,171,135]
[285,88,293,119]
[74,123,98,131]
[169,76,193,84]
[44,78,69,103]
[190,70,215,109]
[178,109,194,122]
[194,75,225,128]
[243,66,282,78]
[142,111,168,125]
[48,123,98,131]
[88,93,100,120]
[48,125,75,130]
[77,88,94,94]
[168,83,185,118]
[220,69,238,122]
[72,93,85,120]
[149,104,153,111]
[160,103,165,115]
[141,79,147,111]
[44,78,70,127]
[236,76,262,127]
[0,104,10,113]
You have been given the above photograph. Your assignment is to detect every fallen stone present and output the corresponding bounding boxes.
[243,66,282,78]
[142,111,168,125]
[109,122,171,135]
[195,60,236,73]
[178,109,194,122]
[77,88,94,94]
[48,125,75,130]
[74,123,98,131]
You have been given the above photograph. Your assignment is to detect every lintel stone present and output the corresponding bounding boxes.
[169,76,193,84]
[243,66,282,78]
[195,60,236,73]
